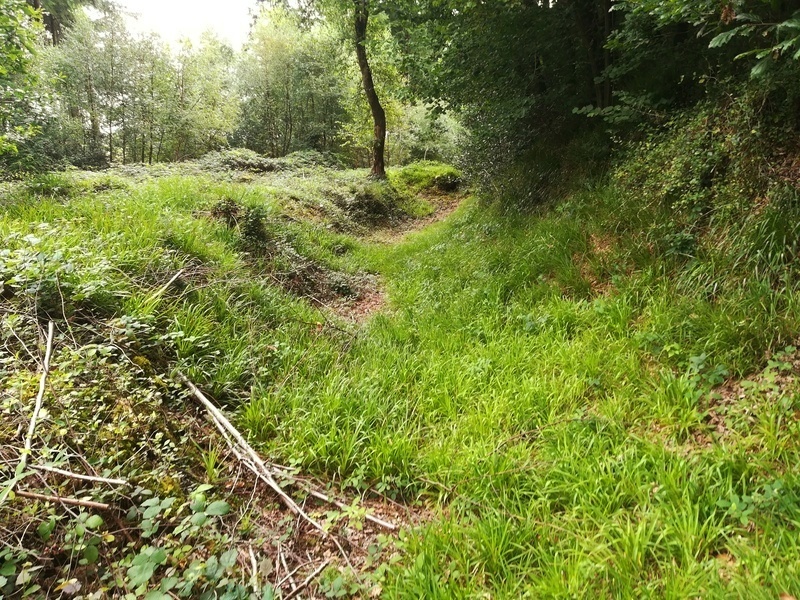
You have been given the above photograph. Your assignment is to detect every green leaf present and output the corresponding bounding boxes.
[151,548,168,565]
[190,513,208,526]
[83,545,99,565]
[205,501,230,516]
[220,549,238,569]
[160,576,179,592]
[261,585,275,600]
[751,58,771,78]
[85,515,104,530]
[777,18,800,31]
[37,517,56,541]
[709,28,741,49]
[128,563,156,587]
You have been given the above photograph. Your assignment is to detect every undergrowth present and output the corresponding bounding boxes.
[242,183,800,597]
[0,161,457,598]
[2,97,800,598]
[238,94,800,597]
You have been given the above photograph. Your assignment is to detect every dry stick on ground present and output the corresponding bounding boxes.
[297,481,397,531]
[276,561,308,588]
[279,550,297,591]
[146,269,185,304]
[283,559,332,600]
[180,373,371,583]
[0,321,56,516]
[181,374,397,531]
[179,373,322,530]
[19,321,56,476]
[190,394,365,582]
[16,490,110,510]
[248,546,260,593]
[30,464,129,487]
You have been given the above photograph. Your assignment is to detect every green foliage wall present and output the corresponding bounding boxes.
[3,2,462,171]
[0,0,41,155]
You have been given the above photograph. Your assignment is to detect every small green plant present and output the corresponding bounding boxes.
[717,480,794,527]
[197,444,224,483]
[716,493,756,526]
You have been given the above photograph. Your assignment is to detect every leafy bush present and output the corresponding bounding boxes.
[199,149,283,173]
[390,161,462,195]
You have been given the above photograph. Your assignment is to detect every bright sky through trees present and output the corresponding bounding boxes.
[119,0,254,48]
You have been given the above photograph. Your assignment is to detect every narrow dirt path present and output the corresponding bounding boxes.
[368,190,468,244]
[334,190,467,322]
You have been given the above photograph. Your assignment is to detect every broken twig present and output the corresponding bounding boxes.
[15,490,110,510]
[283,559,331,600]
[180,372,397,532]
[31,464,129,487]
[178,372,323,532]
[20,321,56,473]
[304,487,397,531]
[146,269,185,304]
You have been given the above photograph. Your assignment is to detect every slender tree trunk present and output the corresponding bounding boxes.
[283,82,293,155]
[155,129,164,162]
[599,0,613,109]
[354,0,386,178]
[86,76,101,153]
[121,103,127,164]
[148,121,154,164]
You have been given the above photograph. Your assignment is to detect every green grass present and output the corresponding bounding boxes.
[3,154,800,597]
[241,186,800,597]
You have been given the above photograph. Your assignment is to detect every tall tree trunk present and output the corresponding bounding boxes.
[121,102,127,164]
[147,121,153,164]
[87,82,101,152]
[354,0,386,179]
[599,0,613,109]
[27,0,60,45]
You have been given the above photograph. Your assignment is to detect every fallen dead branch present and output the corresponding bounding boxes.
[178,372,398,532]
[15,490,110,510]
[31,464,129,487]
[21,321,56,474]
[303,485,397,531]
[279,550,297,591]
[276,560,308,588]
[178,372,324,533]
[283,559,331,600]
[180,372,383,587]
[146,269,185,304]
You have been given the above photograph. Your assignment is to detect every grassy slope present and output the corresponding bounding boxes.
[250,188,800,598]
[0,160,461,598]
[2,133,800,598]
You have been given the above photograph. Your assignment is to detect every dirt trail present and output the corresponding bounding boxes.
[369,190,468,244]
[333,191,467,322]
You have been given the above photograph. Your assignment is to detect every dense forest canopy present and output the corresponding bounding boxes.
[0,0,466,172]
[2,0,799,179]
